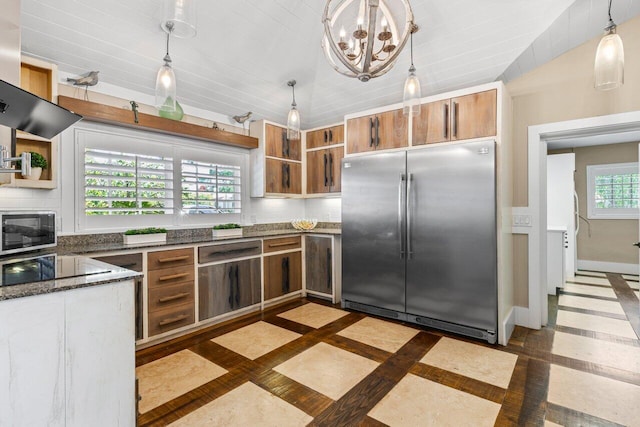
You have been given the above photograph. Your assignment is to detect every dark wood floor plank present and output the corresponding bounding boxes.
[253,369,334,418]
[550,354,640,387]
[608,273,640,340]
[557,305,628,321]
[323,334,391,364]
[545,402,625,427]
[357,416,389,427]
[558,291,619,302]
[409,362,505,404]
[188,339,250,370]
[555,325,640,347]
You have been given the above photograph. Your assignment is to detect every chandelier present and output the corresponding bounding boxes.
[322,0,416,82]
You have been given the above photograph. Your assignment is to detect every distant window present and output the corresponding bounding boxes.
[181,160,241,214]
[587,162,639,219]
[84,149,174,216]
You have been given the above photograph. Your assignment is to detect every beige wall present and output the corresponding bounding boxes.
[550,143,639,265]
[506,15,640,307]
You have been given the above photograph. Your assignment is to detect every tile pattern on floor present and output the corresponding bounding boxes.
[136,271,640,426]
[337,316,419,353]
[211,321,301,360]
[136,350,227,414]
[277,302,348,328]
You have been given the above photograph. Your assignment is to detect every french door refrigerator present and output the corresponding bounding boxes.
[342,140,498,343]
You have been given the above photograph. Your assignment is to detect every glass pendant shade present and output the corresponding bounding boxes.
[162,0,197,38]
[403,66,421,116]
[287,106,300,140]
[594,27,624,90]
[155,62,177,112]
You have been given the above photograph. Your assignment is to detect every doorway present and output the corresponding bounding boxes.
[527,111,640,328]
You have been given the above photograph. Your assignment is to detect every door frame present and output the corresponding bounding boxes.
[526,111,640,329]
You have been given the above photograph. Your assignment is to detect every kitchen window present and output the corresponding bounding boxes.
[74,124,246,232]
[587,162,639,219]
[181,159,241,214]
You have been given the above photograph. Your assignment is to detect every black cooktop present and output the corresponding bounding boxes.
[0,253,112,287]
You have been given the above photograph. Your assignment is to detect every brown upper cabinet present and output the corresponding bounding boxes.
[306,124,344,150]
[347,108,408,154]
[306,146,343,194]
[413,89,497,146]
[265,123,301,161]
[265,158,302,195]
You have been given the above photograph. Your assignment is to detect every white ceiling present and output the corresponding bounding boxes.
[18,0,639,129]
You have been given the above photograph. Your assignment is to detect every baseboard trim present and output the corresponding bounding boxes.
[514,306,540,329]
[501,307,515,346]
[577,260,639,275]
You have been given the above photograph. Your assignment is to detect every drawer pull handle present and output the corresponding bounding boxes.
[158,314,188,326]
[158,292,190,303]
[209,246,260,256]
[157,255,190,263]
[158,272,189,281]
[268,241,298,248]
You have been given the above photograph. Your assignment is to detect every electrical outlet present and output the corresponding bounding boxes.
[512,214,532,227]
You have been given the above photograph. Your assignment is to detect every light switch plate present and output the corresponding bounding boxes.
[512,214,532,227]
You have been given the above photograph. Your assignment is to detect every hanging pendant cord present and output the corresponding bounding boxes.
[608,0,613,22]
[164,23,174,63]
[291,84,296,107]
[410,31,414,67]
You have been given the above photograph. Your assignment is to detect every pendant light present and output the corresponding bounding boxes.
[403,25,421,116]
[162,0,197,38]
[287,80,300,140]
[155,22,177,113]
[594,0,624,90]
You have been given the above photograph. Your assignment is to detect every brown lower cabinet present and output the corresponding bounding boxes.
[305,236,332,294]
[198,258,261,320]
[264,251,302,300]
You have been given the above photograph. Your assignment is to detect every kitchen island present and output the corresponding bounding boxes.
[0,256,141,426]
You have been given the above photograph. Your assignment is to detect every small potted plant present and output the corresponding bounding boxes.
[123,227,167,245]
[212,223,242,238]
[17,151,48,180]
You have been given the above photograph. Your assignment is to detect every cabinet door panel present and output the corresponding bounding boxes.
[328,146,344,193]
[235,258,261,309]
[306,129,327,150]
[306,149,329,194]
[346,115,376,154]
[328,125,344,144]
[413,99,451,146]
[305,236,332,294]
[451,90,497,141]
[198,263,233,320]
[264,251,301,299]
[265,123,301,160]
[266,159,301,194]
[376,109,408,150]
[265,123,287,158]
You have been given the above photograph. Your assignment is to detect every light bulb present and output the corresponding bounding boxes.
[161,72,173,88]
[381,16,388,32]
[339,26,346,39]
[403,66,421,116]
[357,16,363,26]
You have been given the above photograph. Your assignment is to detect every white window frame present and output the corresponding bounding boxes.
[587,162,639,220]
[73,123,248,233]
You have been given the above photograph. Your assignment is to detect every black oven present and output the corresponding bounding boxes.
[1,211,56,256]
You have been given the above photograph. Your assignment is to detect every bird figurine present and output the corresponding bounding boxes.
[232,111,252,133]
[66,71,99,100]
[66,71,99,86]
[232,111,252,124]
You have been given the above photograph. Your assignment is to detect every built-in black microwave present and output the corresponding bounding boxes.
[0,211,56,256]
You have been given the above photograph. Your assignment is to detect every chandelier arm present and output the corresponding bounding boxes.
[361,1,380,74]
[367,17,414,76]
[323,18,363,77]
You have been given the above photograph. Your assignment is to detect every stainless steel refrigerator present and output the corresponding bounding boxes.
[341,139,498,343]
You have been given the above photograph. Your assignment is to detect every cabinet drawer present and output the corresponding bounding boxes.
[147,265,195,288]
[263,236,301,253]
[148,282,194,313]
[147,248,194,271]
[148,302,195,336]
[93,253,143,272]
[198,240,262,264]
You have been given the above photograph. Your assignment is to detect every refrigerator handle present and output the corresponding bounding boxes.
[574,190,580,236]
[406,173,413,258]
[399,174,406,258]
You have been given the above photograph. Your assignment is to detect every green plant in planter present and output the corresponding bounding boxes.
[213,223,241,230]
[124,227,167,235]
[16,151,48,170]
